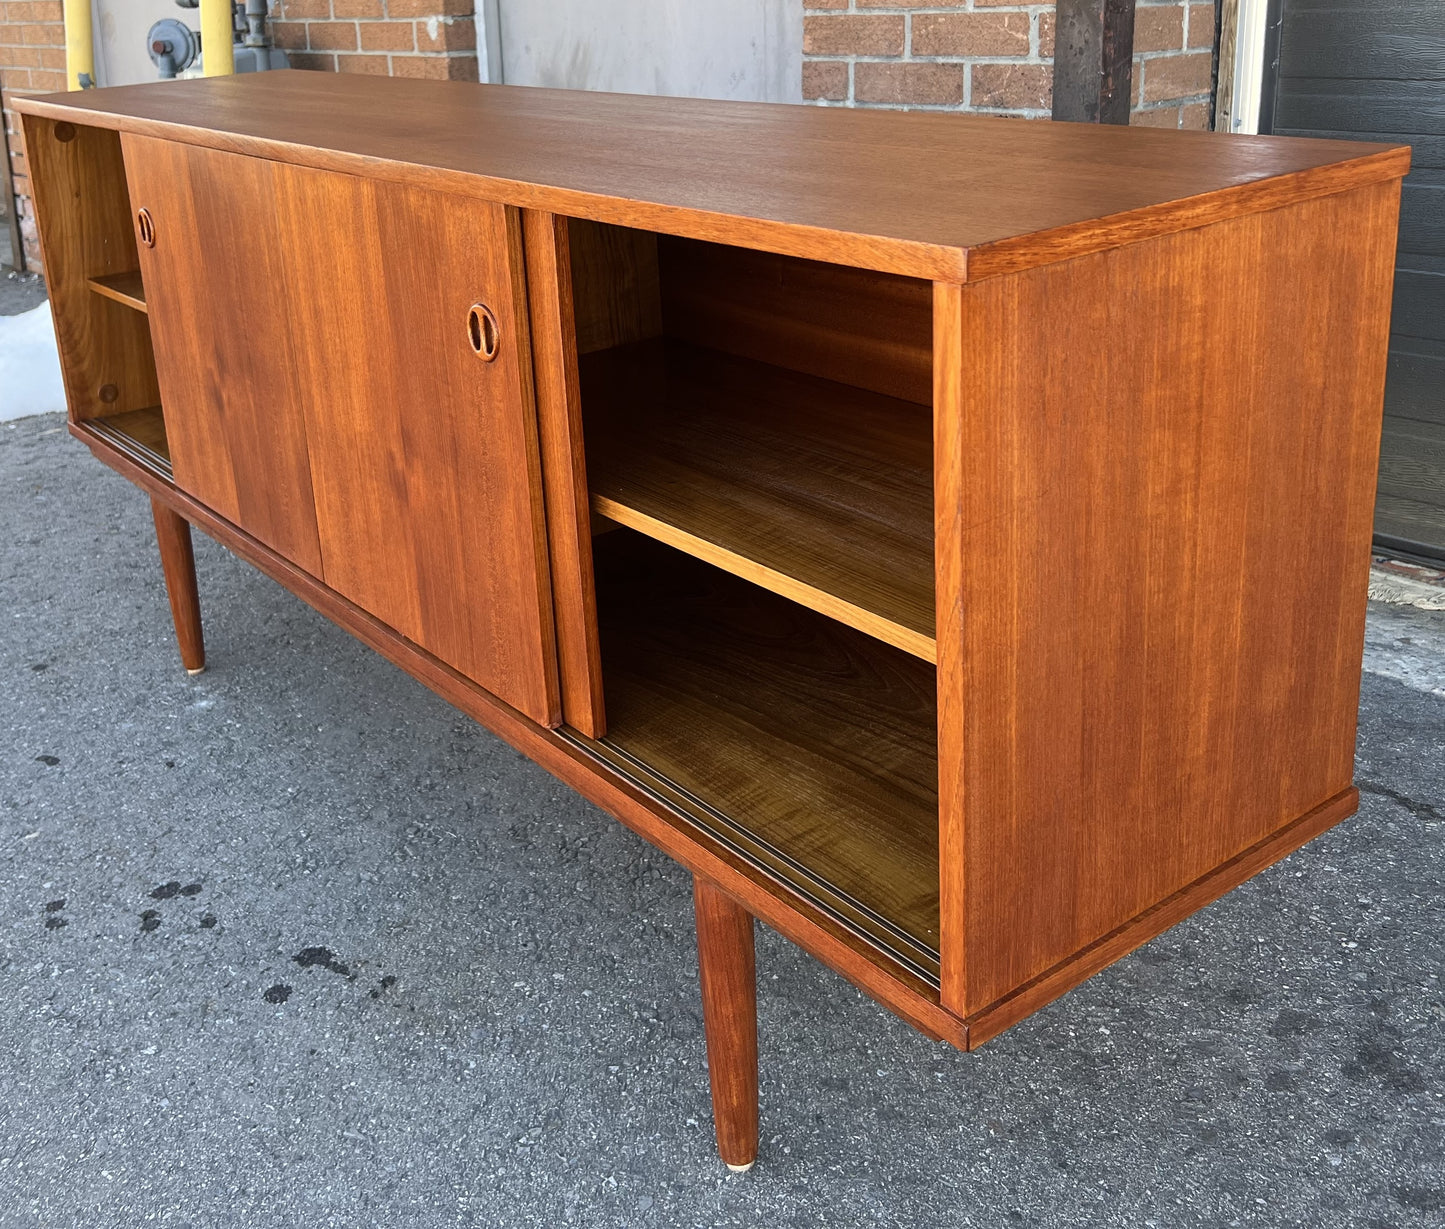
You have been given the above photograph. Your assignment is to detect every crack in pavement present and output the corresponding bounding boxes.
[1357,779,1445,824]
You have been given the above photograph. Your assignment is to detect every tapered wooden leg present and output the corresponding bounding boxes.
[693,875,758,1172]
[151,497,206,674]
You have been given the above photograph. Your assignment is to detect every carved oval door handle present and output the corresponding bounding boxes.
[467,303,500,361]
[136,208,156,248]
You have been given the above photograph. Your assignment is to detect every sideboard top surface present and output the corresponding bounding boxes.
[18,71,1408,280]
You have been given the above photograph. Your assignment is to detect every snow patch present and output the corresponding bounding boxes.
[0,303,66,422]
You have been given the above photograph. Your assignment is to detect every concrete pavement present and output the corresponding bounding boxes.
[1,411,1442,1228]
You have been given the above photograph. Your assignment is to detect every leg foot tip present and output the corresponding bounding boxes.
[185,666,206,676]
[725,1161,755,1174]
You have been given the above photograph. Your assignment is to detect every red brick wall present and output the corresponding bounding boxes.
[269,0,478,80]
[1132,0,1217,127]
[803,1,1217,129]
[1,0,67,268]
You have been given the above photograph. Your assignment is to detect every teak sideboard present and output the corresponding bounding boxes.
[17,72,1408,1169]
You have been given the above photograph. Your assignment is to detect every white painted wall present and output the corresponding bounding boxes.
[490,0,802,104]
[92,0,181,88]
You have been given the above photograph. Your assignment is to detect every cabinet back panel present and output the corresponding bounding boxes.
[567,221,932,405]
[658,237,933,406]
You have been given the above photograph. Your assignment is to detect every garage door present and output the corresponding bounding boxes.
[1266,0,1445,561]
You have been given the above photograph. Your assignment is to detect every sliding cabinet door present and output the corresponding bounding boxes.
[270,165,560,727]
[121,135,323,572]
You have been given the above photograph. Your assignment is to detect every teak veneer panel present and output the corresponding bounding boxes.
[583,340,936,661]
[270,161,561,729]
[123,132,561,727]
[567,219,663,356]
[15,73,1410,281]
[936,181,1402,1017]
[122,135,325,575]
[594,532,940,961]
[657,237,933,407]
[523,209,607,738]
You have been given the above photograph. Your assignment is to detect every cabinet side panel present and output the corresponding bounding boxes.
[22,117,160,420]
[947,182,1401,1016]
[567,219,663,356]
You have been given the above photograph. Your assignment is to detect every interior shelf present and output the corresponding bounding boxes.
[589,529,940,973]
[581,339,936,662]
[86,271,148,314]
[84,406,171,479]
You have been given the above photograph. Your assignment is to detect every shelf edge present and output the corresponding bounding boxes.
[592,495,938,664]
[86,273,148,314]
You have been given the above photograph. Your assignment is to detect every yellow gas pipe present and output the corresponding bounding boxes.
[62,0,93,90]
[201,0,236,76]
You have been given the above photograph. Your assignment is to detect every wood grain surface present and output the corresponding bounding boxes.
[657,237,933,405]
[584,340,935,660]
[121,133,560,725]
[270,164,560,727]
[693,877,759,1170]
[961,787,1360,1047]
[122,134,324,574]
[122,135,325,575]
[15,73,1409,281]
[594,531,940,955]
[523,209,607,737]
[150,497,205,673]
[936,181,1402,1015]
[932,279,969,1007]
[20,116,161,420]
[567,219,662,356]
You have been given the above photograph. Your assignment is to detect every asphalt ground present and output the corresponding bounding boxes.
[2,410,1442,1228]
[0,270,47,318]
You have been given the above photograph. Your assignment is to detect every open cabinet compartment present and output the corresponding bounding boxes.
[565,220,942,978]
[20,115,168,478]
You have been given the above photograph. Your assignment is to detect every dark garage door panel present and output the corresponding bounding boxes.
[1399,182,1445,258]
[1378,421,1445,543]
[1279,0,1445,81]
[1274,78,1445,137]
[1387,343,1445,429]
[1273,0,1445,558]
[1392,271,1445,343]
